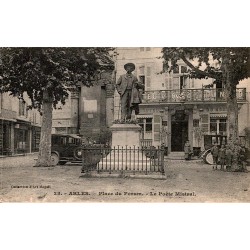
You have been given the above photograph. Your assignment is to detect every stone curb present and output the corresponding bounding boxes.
[79,171,166,180]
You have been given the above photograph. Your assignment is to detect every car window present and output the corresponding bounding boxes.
[68,137,74,144]
[68,137,80,145]
[60,137,67,145]
[52,136,60,145]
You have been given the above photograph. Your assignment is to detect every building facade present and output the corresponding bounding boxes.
[51,72,115,144]
[0,92,42,155]
[114,47,250,154]
[52,89,80,135]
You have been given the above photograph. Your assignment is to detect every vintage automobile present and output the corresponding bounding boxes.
[50,134,110,166]
[51,134,84,166]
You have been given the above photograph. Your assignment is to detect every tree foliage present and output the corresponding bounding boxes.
[162,47,249,84]
[0,47,114,109]
[161,47,250,143]
[0,47,114,167]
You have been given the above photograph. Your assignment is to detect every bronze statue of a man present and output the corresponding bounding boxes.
[116,63,144,120]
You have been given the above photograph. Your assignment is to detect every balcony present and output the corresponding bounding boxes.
[142,88,246,104]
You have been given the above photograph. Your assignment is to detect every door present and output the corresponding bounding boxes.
[171,112,188,151]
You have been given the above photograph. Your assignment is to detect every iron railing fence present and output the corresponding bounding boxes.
[140,139,153,148]
[81,145,165,175]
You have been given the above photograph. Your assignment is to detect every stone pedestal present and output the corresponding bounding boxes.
[98,123,154,171]
[111,123,141,147]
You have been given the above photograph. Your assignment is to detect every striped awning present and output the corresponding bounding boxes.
[210,113,227,118]
[136,114,153,119]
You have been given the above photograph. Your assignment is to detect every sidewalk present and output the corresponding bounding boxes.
[1,154,249,202]
[0,152,38,158]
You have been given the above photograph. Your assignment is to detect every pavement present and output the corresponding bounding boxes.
[0,153,250,202]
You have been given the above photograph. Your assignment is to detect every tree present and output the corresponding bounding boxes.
[0,48,114,167]
[162,47,250,143]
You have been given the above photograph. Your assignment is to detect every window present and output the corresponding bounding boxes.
[180,76,185,89]
[138,119,144,128]
[138,117,153,140]
[139,76,145,85]
[210,119,217,133]
[138,65,145,85]
[146,77,151,88]
[169,78,172,89]
[139,66,145,75]
[172,77,180,89]
[210,118,227,134]
[138,118,153,132]
[19,100,26,116]
[146,65,152,90]
[181,66,187,73]
[145,118,152,132]
[68,137,76,144]
[173,67,179,74]
[193,119,200,127]
[191,79,194,88]
[146,67,151,76]
[60,137,67,145]
[219,119,227,133]
[139,47,151,52]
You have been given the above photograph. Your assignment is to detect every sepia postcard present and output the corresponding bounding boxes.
[0,47,249,203]
[1,4,250,250]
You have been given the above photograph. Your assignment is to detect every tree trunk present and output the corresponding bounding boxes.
[35,89,53,167]
[225,80,238,143]
[222,58,239,144]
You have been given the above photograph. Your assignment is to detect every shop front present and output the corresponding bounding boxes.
[0,119,14,155]
[14,121,31,154]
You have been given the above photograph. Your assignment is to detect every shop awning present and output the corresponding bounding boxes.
[210,113,227,118]
[136,114,153,119]
[16,119,31,124]
[0,117,17,122]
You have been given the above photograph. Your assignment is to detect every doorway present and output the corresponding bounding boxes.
[171,113,188,151]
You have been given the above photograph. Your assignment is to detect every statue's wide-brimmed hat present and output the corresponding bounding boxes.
[124,63,135,71]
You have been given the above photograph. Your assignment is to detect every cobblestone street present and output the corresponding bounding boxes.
[0,154,250,202]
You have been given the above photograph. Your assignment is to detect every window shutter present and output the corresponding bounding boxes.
[139,66,145,75]
[172,77,180,89]
[146,67,151,76]
[169,77,172,89]
[153,114,161,142]
[146,66,151,90]
[200,114,209,133]
[0,124,3,149]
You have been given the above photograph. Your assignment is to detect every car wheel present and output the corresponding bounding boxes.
[205,152,213,165]
[74,147,82,161]
[51,153,59,166]
[58,161,67,165]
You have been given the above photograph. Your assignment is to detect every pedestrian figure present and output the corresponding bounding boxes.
[218,144,226,170]
[116,63,144,120]
[211,143,219,170]
[184,140,192,160]
[225,145,233,171]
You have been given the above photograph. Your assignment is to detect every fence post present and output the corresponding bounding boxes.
[161,144,165,175]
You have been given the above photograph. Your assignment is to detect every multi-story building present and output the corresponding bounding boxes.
[52,71,115,143]
[114,47,250,154]
[0,92,42,155]
[52,89,80,135]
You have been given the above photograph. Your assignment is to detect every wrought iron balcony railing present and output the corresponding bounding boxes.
[142,88,246,103]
